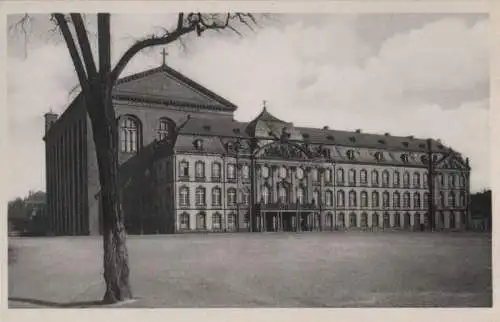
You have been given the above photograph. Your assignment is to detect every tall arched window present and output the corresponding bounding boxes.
[227,213,236,231]
[195,187,206,206]
[372,191,379,207]
[393,171,400,186]
[372,213,379,227]
[413,172,421,187]
[382,170,390,187]
[361,213,368,228]
[119,116,140,153]
[423,172,428,187]
[179,160,189,178]
[311,168,319,182]
[180,213,190,230]
[414,192,421,209]
[313,189,320,205]
[439,191,445,207]
[394,213,401,228]
[242,164,250,180]
[450,212,456,228]
[403,192,410,208]
[449,174,456,187]
[349,190,357,207]
[278,185,288,204]
[262,185,270,204]
[212,213,222,230]
[460,191,466,207]
[348,169,356,185]
[382,191,390,208]
[196,212,206,230]
[227,164,236,180]
[403,171,410,187]
[297,186,305,204]
[338,213,345,228]
[157,118,172,141]
[195,161,205,179]
[459,174,466,187]
[212,187,221,206]
[324,169,332,183]
[326,190,334,206]
[349,213,357,227]
[227,188,237,206]
[424,192,430,208]
[360,169,368,185]
[179,187,189,207]
[360,191,368,207]
[335,190,343,207]
[212,162,221,179]
[448,191,456,207]
[393,192,401,208]
[337,168,345,184]
[371,170,379,186]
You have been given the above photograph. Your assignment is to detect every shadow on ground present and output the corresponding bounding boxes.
[8,297,106,308]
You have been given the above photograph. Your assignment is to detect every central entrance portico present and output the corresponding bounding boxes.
[258,203,319,232]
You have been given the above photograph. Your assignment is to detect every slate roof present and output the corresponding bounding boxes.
[113,65,237,111]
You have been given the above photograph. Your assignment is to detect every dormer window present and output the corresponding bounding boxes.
[326,135,334,141]
[302,133,310,140]
[402,142,409,148]
[418,143,426,149]
[233,128,241,134]
[374,151,384,161]
[378,139,386,145]
[193,139,203,150]
[203,125,211,131]
[349,136,356,143]
[401,154,409,163]
[346,149,356,160]
[420,155,429,164]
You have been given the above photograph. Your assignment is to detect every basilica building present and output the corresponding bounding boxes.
[43,62,471,235]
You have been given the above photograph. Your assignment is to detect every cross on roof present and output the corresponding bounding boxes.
[263,100,267,110]
[161,48,168,66]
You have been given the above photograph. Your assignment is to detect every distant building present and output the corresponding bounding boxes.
[43,63,471,235]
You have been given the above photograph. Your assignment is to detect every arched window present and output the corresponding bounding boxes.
[338,213,345,228]
[382,191,390,208]
[393,192,401,208]
[261,185,270,204]
[405,212,411,228]
[119,116,140,153]
[349,213,357,227]
[383,212,390,228]
[349,190,357,207]
[448,191,456,207]
[212,187,221,206]
[297,186,305,204]
[372,213,379,227]
[460,191,466,207]
[179,187,189,207]
[449,174,456,187]
[360,191,368,208]
[311,168,319,182]
[348,169,356,185]
[179,160,189,178]
[212,162,221,179]
[459,174,466,187]
[382,170,390,187]
[261,165,270,179]
[196,212,206,230]
[279,166,288,179]
[157,118,172,141]
[423,172,428,187]
[371,170,379,186]
[324,169,332,183]
[313,189,320,205]
[227,164,236,180]
[414,192,421,209]
[403,192,410,208]
[227,188,237,206]
[195,187,206,206]
[326,190,334,206]
[180,212,190,230]
[241,190,250,205]
[361,213,368,228]
[403,171,410,187]
[360,169,368,185]
[372,191,379,207]
[242,164,250,180]
[414,213,421,226]
[424,192,430,207]
[325,213,333,228]
[439,191,445,207]
[413,172,421,187]
[393,171,400,186]
[335,190,343,207]
[195,161,205,179]
[278,185,288,204]
[227,213,236,231]
[394,213,401,228]
[212,213,222,230]
[337,168,345,184]
[450,212,456,228]
[439,173,446,186]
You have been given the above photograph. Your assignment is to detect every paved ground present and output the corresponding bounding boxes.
[8,231,492,308]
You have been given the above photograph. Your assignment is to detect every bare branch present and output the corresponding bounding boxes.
[52,14,90,97]
[70,13,98,81]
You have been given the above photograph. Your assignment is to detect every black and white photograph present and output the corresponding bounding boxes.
[3,0,494,316]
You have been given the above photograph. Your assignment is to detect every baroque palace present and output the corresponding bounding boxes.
[43,62,471,235]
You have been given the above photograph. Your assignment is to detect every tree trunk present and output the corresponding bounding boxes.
[88,84,132,304]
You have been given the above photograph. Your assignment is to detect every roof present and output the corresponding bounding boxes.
[113,65,237,111]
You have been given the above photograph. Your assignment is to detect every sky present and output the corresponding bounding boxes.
[6,13,489,200]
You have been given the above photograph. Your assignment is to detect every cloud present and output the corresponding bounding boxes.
[5,14,489,199]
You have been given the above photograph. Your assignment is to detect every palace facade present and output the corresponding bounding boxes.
[43,63,471,235]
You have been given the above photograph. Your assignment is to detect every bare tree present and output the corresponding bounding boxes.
[13,12,260,304]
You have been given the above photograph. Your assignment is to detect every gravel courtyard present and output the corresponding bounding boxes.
[8,231,492,308]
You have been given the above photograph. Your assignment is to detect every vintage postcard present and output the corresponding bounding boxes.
[1,1,496,322]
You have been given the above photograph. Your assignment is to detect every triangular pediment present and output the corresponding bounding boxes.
[255,141,310,160]
[113,65,237,111]
[435,153,469,170]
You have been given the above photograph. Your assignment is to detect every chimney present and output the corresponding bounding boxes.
[355,129,362,133]
[44,112,58,135]
[384,132,390,136]
[323,126,329,130]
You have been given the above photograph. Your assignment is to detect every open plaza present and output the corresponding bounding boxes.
[8,231,491,308]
